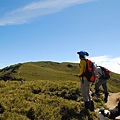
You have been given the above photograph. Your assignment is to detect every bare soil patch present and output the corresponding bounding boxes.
[106,92,120,109]
[105,92,120,119]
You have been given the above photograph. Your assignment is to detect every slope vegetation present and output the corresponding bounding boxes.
[0,61,120,120]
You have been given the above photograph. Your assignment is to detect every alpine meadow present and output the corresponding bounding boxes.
[0,61,120,120]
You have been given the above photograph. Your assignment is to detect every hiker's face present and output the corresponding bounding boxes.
[79,55,83,59]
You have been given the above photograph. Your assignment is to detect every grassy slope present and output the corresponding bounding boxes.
[11,61,79,81]
[0,61,120,120]
[1,61,119,92]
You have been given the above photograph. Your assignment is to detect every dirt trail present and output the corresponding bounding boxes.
[106,92,120,109]
[105,92,120,119]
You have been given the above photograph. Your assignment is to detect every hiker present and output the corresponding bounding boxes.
[95,66,110,103]
[99,99,120,119]
[75,51,94,111]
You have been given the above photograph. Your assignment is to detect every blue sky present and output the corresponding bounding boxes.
[0,0,120,74]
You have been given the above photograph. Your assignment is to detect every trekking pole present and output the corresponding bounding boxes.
[90,82,95,87]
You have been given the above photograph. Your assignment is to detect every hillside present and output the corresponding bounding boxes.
[0,61,120,92]
[0,61,120,120]
[0,61,79,81]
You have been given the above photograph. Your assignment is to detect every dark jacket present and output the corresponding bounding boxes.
[108,101,120,119]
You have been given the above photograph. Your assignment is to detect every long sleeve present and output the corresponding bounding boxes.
[79,59,87,80]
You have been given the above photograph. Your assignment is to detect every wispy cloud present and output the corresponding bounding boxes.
[0,0,95,26]
[89,55,120,74]
[68,55,120,74]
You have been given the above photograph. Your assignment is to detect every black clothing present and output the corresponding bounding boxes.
[108,101,120,119]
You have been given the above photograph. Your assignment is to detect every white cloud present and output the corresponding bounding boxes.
[0,0,96,26]
[89,55,120,74]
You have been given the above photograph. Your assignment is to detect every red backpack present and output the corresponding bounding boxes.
[83,59,97,83]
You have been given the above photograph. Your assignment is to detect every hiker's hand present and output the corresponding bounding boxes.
[99,108,110,117]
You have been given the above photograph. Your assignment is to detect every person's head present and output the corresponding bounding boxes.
[77,51,89,59]
[96,66,102,75]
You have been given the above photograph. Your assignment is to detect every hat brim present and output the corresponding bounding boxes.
[77,52,80,54]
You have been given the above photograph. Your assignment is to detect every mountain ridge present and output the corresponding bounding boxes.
[0,61,79,81]
[0,61,120,92]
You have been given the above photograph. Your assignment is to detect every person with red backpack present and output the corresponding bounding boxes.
[75,51,94,111]
[95,66,110,103]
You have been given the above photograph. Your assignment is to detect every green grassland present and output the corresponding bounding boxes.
[0,61,120,120]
